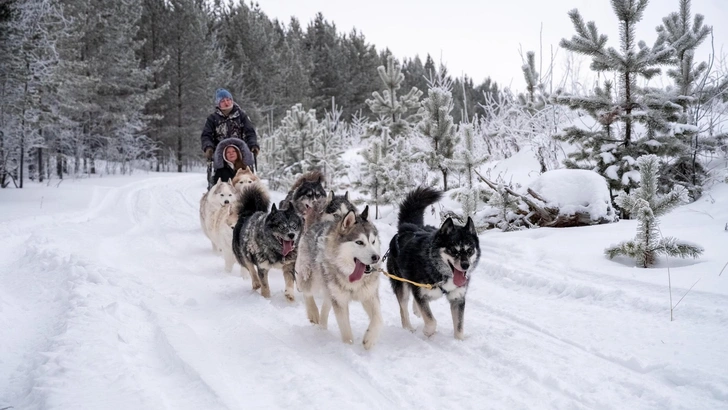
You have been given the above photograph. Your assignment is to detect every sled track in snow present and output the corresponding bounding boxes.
[2,174,727,410]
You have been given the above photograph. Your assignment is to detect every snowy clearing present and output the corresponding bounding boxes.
[1,172,727,409]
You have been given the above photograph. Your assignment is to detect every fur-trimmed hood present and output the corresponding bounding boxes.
[214,137,254,170]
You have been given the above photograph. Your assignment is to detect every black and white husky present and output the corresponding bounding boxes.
[386,187,481,340]
[232,184,303,301]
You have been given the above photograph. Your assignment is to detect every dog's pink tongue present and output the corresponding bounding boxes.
[282,240,294,256]
[453,269,468,287]
[349,260,366,282]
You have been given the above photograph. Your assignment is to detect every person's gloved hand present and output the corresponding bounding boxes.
[250,146,260,156]
[204,147,213,161]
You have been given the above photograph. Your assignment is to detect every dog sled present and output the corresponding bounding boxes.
[206,138,258,190]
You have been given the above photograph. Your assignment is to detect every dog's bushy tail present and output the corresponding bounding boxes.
[398,186,442,228]
[236,184,271,222]
[233,184,270,266]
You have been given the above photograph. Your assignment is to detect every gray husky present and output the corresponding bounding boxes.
[280,170,328,216]
[233,184,303,301]
[296,206,383,349]
[386,187,481,340]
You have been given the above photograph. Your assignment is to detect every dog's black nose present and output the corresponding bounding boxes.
[461,261,470,270]
[224,200,230,204]
[371,254,380,263]
[287,233,296,240]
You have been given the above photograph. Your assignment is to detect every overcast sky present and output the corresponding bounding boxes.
[256,0,728,90]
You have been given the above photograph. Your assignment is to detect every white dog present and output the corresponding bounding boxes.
[200,180,236,251]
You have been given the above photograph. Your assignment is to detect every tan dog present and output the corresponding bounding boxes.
[231,166,260,192]
[200,180,236,251]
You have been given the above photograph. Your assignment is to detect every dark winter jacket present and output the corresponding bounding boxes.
[200,103,259,153]
[211,138,254,184]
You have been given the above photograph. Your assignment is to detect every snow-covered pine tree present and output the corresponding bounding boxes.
[358,133,387,219]
[518,50,565,173]
[310,98,346,187]
[59,0,161,175]
[556,0,673,211]
[0,0,64,187]
[160,0,224,173]
[486,181,523,232]
[358,54,422,208]
[605,154,703,267]
[365,55,422,152]
[416,70,458,191]
[266,104,323,189]
[444,122,488,219]
[654,0,718,201]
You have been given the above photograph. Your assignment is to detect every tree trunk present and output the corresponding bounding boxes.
[56,154,63,179]
[38,147,44,182]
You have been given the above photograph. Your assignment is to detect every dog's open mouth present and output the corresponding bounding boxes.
[279,238,295,256]
[349,258,372,282]
[448,262,469,287]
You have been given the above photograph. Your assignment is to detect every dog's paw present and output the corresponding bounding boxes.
[284,290,295,302]
[251,282,261,291]
[454,331,465,340]
[362,335,377,350]
[261,289,271,298]
[342,338,353,345]
[423,325,437,338]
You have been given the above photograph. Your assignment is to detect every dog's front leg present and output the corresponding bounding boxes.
[243,260,261,291]
[331,299,353,344]
[449,297,466,340]
[394,283,415,332]
[258,267,271,298]
[319,298,331,329]
[304,295,319,324]
[361,295,383,350]
[282,263,296,302]
[223,248,235,273]
[414,295,437,337]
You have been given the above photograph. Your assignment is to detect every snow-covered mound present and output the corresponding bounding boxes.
[528,169,617,223]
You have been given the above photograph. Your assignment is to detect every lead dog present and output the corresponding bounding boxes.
[386,187,481,340]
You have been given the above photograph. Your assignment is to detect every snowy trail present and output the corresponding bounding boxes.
[1,174,726,409]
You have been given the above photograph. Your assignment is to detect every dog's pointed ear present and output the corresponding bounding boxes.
[439,217,455,235]
[341,210,356,230]
[271,203,278,213]
[344,191,349,201]
[360,205,369,221]
[284,201,298,216]
[235,168,244,176]
[327,190,334,203]
[465,217,477,235]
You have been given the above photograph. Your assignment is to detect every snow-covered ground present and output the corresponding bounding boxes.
[1,166,727,409]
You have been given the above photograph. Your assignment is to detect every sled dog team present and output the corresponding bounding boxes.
[200,169,481,349]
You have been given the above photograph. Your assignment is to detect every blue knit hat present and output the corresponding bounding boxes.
[214,88,233,107]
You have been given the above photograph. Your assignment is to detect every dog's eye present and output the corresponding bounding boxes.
[356,240,364,246]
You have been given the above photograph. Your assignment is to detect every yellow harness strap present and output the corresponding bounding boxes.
[378,269,435,290]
